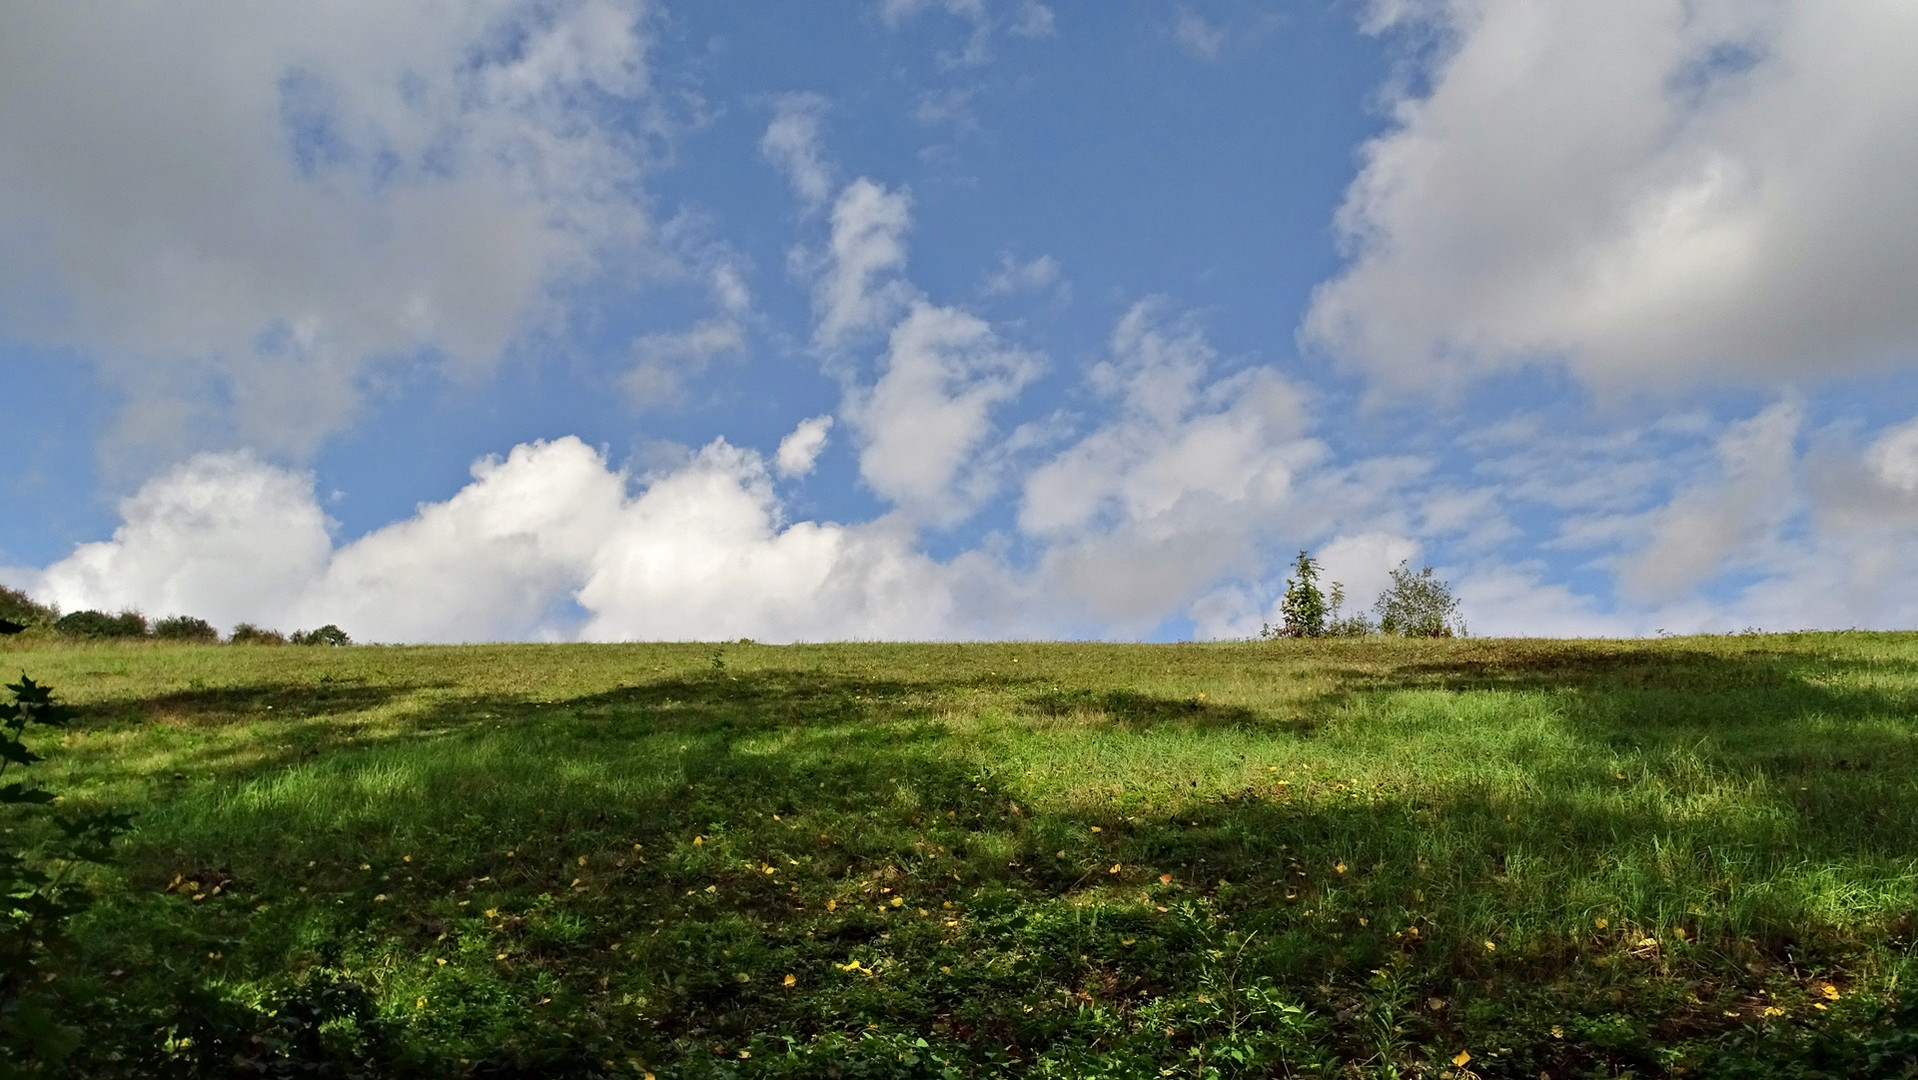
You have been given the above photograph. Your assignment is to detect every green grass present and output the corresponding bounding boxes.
[7,634,1918,1077]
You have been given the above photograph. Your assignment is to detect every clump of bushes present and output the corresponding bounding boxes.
[228,623,287,645]
[152,616,218,643]
[290,624,351,647]
[1265,554,1464,639]
[51,610,148,639]
[0,587,57,634]
[0,588,354,647]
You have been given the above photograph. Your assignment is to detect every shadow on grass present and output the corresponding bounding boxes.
[1320,640,1918,762]
[1018,686,1295,734]
[84,680,417,727]
[42,653,1918,1076]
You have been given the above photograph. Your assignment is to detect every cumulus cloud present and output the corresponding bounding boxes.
[305,439,629,642]
[33,453,332,631]
[760,93,836,211]
[811,179,916,348]
[847,303,1041,523]
[1305,0,1918,393]
[775,415,835,478]
[576,441,993,641]
[0,0,656,460]
[21,436,1042,644]
[1864,416,1918,494]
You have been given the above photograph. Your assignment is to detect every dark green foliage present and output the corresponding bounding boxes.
[229,623,287,645]
[1373,560,1465,637]
[1,675,133,1071]
[150,970,401,1078]
[290,624,352,647]
[54,609,150,639]
[0,586,57,630]
[1700,974,1918,1079]
[153,616,219,643]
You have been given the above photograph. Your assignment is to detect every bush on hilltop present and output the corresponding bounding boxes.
[290,624,351,647]
[1374,560,1466,638]
[0,587,57,632]
[52,610,148,639]
[228,623,287,645]
[152,616,219,643]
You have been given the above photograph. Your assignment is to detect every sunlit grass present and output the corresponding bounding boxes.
[6,634,1918,1076]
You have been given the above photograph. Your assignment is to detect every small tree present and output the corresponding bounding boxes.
[1373,561,1465,638]
[1278,550,1327,638]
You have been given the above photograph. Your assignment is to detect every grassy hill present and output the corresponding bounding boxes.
[6,634,1918,1077]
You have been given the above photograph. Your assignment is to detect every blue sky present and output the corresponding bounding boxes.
[4,0,1918,643]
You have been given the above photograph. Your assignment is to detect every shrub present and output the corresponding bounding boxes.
[289,624,351,647]
[1,675,133,1068]
[1262,551,1330,640]
[1278,550,1326,638]
[1373,561,1465,638]
[151,616,219,643]
[52,610,148,639]
[0,587,57,631]
[228,623,287,645]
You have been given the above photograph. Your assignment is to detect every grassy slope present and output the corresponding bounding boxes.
[8,634,1918,1077]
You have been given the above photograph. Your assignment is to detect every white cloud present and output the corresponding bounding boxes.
[761,93,835,211]
[1864,415,1918,494]
[0,0,657,461]
[1306,0,1918,393]
[1451,563,1629,639]
[776,415,835,478]
[1011,3,1057,38]
[1172,8,1227,61]
[981,253,1063,297]
[811,179,916,348]
[1022,302,1322,630]
[31,395,1918,643]
[1613,401,1802,600]
[1314,532,1421,621]
[577,441,983,641]
[876,0,1011,67]
[847,303,1041,524]
[303,439,629,642]
[879,0,987,27]
[23,435,1040,644]
[623,319,748,408]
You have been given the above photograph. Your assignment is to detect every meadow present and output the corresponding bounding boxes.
[5,633,1918,1077]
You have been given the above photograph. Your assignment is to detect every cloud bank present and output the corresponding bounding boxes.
[0,0,658,459]
[1306,0,1918,392]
